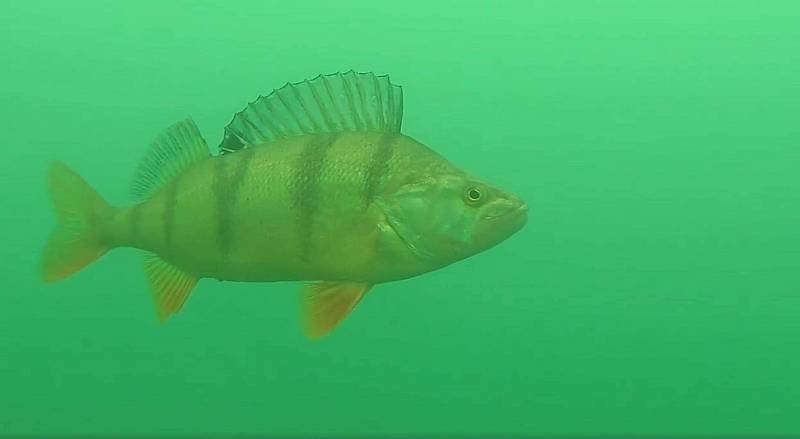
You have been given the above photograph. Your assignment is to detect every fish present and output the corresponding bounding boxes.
[41,71,528,339]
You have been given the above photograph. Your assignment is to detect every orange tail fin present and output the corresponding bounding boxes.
[41,161,112,282]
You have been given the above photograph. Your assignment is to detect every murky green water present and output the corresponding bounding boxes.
[2,1,799,436]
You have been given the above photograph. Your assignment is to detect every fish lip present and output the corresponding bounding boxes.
[484,202,528,221]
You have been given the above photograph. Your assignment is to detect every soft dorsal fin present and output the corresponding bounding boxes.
[130,118,210,201]
[219,71,404,154]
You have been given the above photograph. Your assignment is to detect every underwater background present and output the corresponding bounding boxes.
[2,0,799,436]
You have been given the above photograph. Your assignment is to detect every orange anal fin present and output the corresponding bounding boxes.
[302,282,372,340]
[143,253,199,324]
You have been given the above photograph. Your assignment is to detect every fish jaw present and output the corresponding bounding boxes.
[471,195,528,253]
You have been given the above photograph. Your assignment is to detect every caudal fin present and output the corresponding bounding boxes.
[41,161,113,283]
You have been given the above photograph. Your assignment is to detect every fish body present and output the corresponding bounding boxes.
[42,72,528,339]
[109,132,452,283]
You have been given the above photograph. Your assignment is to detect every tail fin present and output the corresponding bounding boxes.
[41,161,113,283]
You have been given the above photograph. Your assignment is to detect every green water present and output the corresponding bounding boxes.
[2,1,799,436]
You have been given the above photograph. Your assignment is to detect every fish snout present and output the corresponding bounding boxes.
[507,195,529,230]
[475,192,528,241]
[510,194,528,215]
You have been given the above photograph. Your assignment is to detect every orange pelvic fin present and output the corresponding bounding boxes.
[302,281,372,340]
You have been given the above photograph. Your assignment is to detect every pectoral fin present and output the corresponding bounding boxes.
[302,282,372,340]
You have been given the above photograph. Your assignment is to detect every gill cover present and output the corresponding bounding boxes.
[377,176,478,262]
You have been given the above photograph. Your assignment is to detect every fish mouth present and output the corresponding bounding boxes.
[484,202,528,222]
[472,201,528,251]
[506,203,529,231]
[478,201,528,238]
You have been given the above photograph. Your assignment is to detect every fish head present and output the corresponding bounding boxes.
[378,172,528,267]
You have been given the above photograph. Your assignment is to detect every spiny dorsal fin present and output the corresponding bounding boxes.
[219,71,404,154]
[302,281,372,340]
[130,118,210,201]
[143,253,199,324]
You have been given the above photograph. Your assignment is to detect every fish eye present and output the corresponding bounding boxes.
[465,186,482,204]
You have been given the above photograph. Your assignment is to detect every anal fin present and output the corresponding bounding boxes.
[302,282,372,340]
[143,253,199,324]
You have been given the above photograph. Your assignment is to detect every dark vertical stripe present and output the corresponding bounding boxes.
[130,202,143,240]
[213,148,255,255]
[363,133,396,206]
[162,178,179,248]
[213,157,227,252]
[293,133,337,261]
